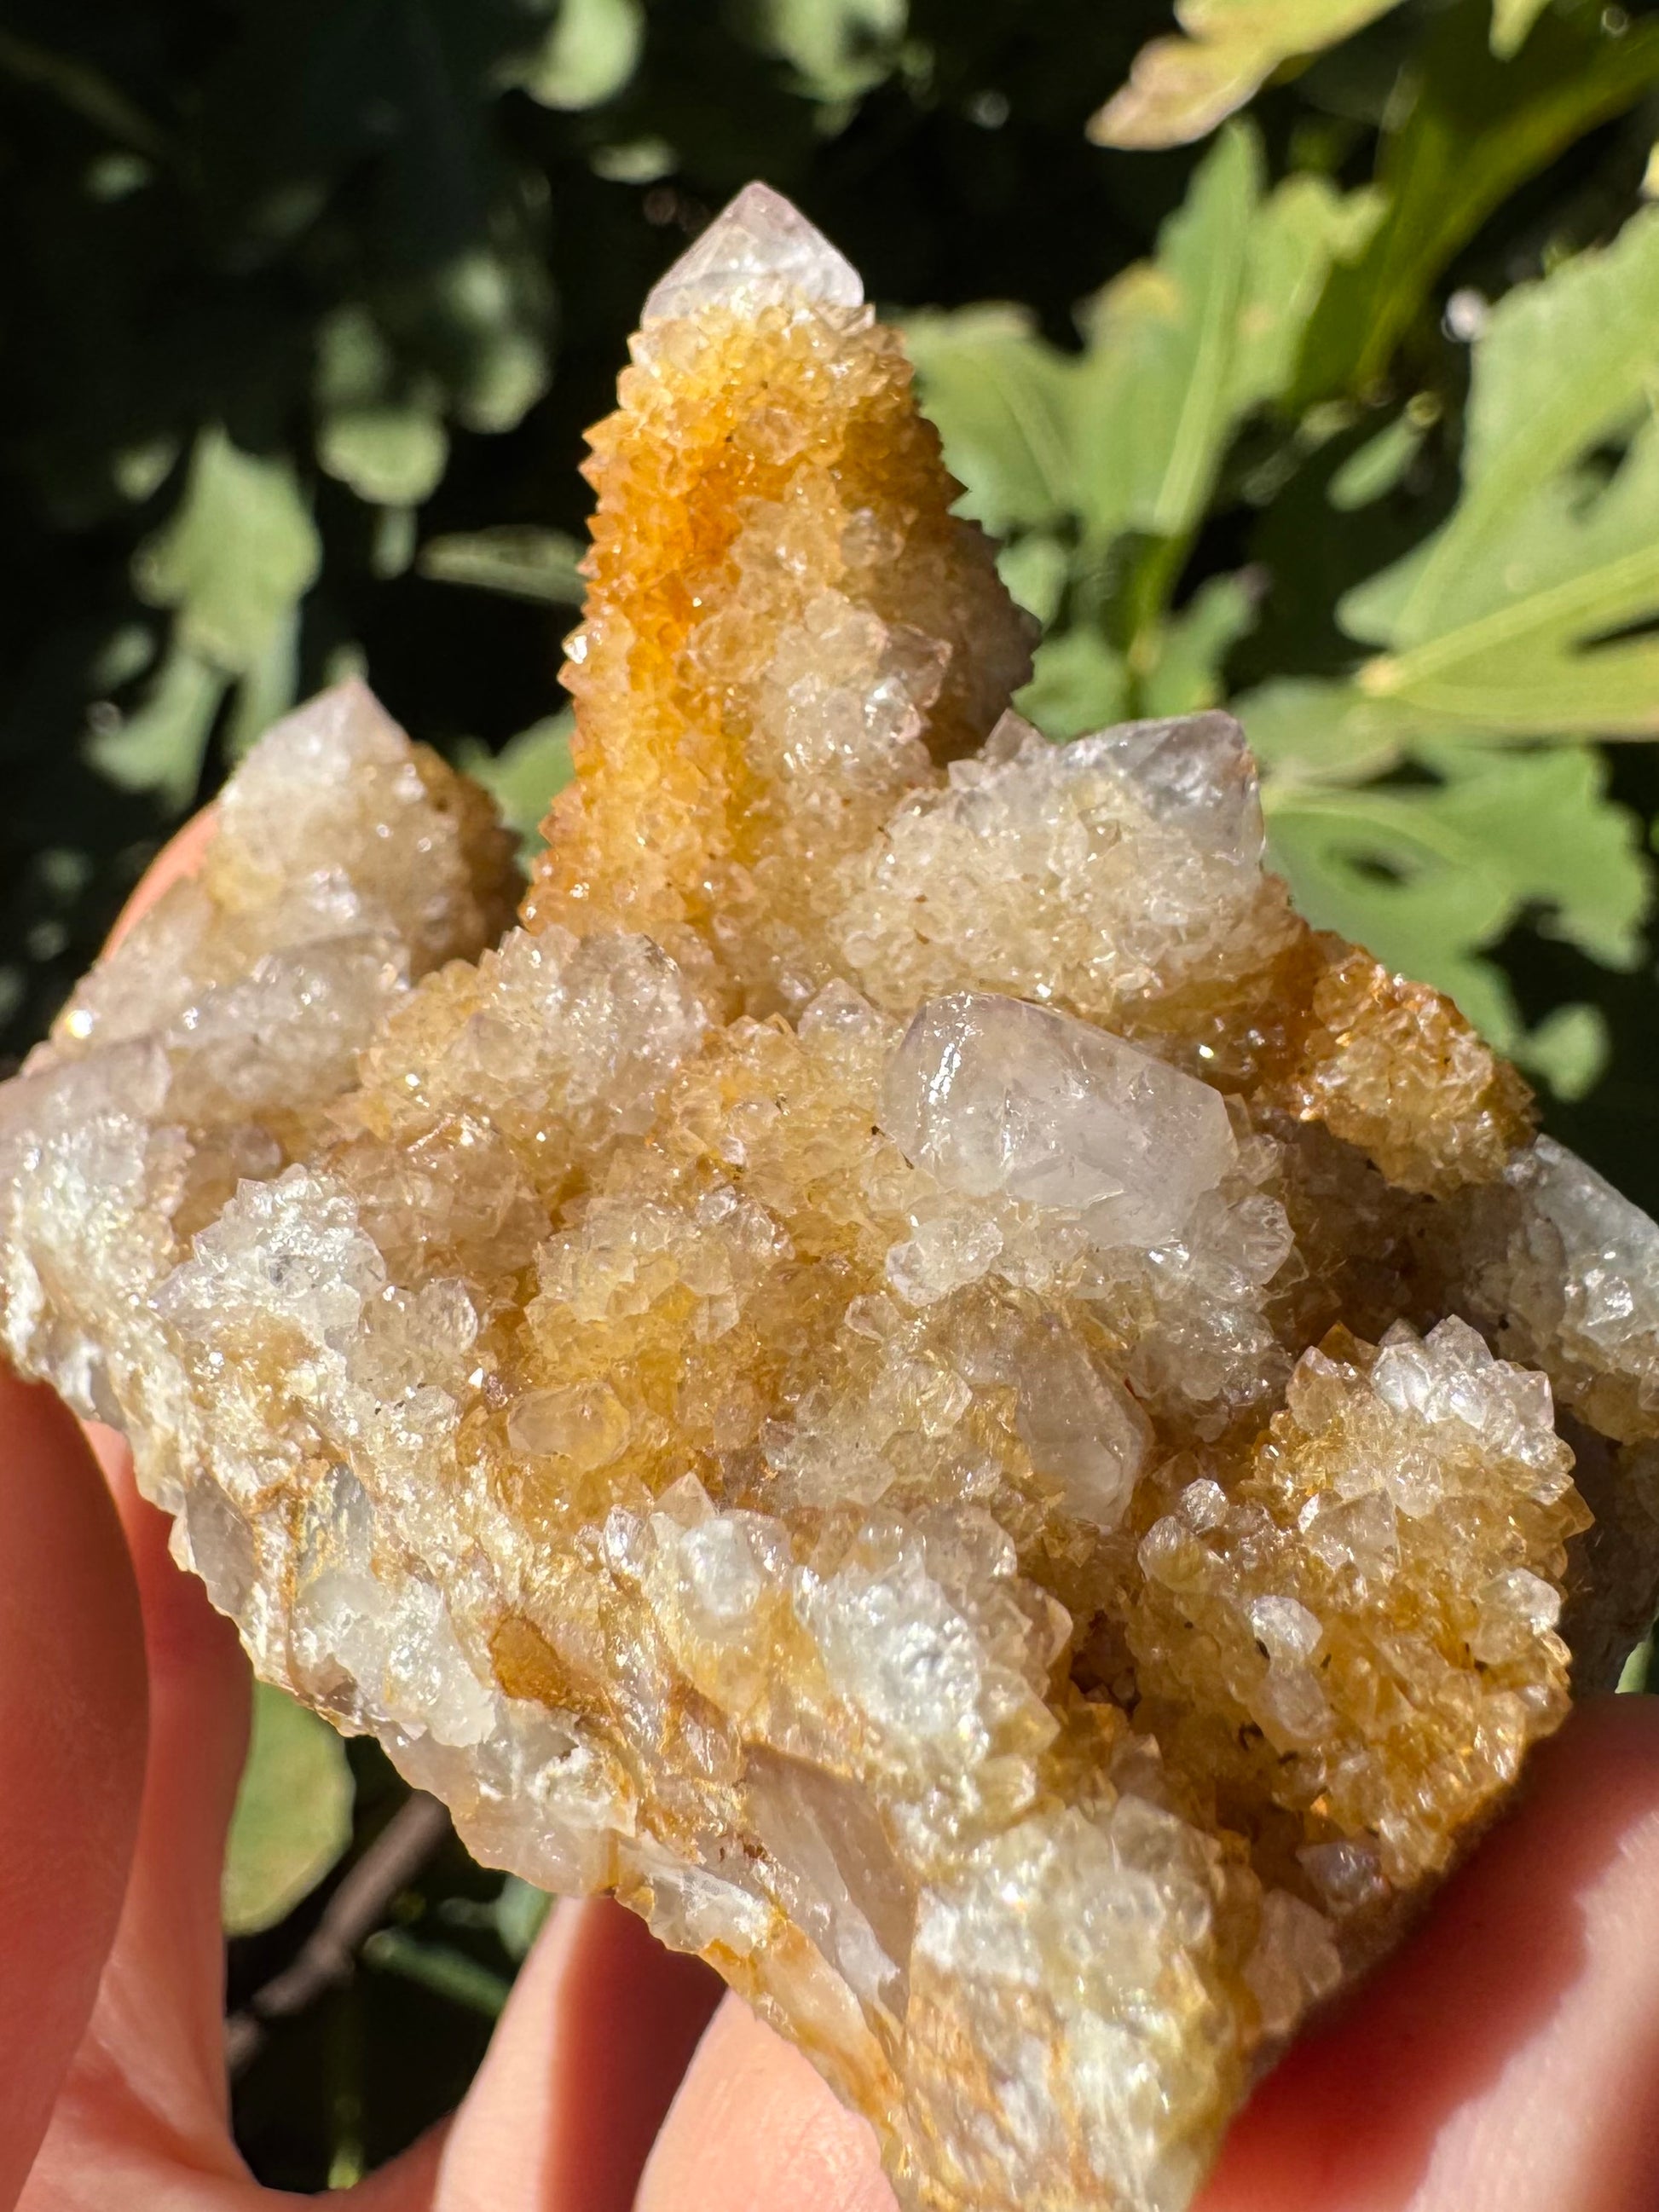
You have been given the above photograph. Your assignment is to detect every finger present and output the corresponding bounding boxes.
[635,1994,893,2212]
[96,1439,251,2132]
[34,800,251,2163]
[25,1435,251,2200]
[0,1374,147,2207]
[435,1895,722,2212]
[1205,1694,1659,2212]
[104,808,218,954]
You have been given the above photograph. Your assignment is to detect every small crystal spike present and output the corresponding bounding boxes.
[642,180,863,322]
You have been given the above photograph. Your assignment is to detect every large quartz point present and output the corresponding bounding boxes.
[5,187,1659,2212]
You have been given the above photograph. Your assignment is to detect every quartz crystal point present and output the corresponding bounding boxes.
[4,188,1659,2212]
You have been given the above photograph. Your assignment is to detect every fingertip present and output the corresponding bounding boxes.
[636,1995,895,2212]
[1206,1695,1659,2212]
[66,1424,251,2144]
[0,1372,147,2203]
[437,1896,721,2212]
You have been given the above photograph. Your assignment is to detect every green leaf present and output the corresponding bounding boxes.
[1344,205,1659,736]
[392,248,553,436]
[460,711,575,858]
[223,1684,354,1938]
[1263,742,1648,1060]
[362,1929,512,2016]
[996,534,1071,627]
[315,304,450,506]
[514,0,643,110]
[1518,1001,1608,1099]
[1088,0,1404,150]
[1327,407,1431,510]
[1073,126,1380,546]
[223,604,301,763]
[1617,1627,1655,1691]
[1141,571,1260,715]
[1489,0,1554,61]
[902,306,1075,536]
[1294,1,1659,403]
[320,408,449,506]
[1014,627,1129,741]
[85,643,228,808]
[751,0,908,103]
[1237,676,1419,783]
[419,527,586,604]
[133,429,321,676]
[495,1875,552,1961]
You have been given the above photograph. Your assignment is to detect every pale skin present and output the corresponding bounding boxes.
[5,818,1659,2211]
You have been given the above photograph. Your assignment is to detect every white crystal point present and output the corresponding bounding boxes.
[878,991,1238,1250]
[642,181,864,323]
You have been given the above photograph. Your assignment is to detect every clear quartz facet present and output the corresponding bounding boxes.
[643,180,864,323]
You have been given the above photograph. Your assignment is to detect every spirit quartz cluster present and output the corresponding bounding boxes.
[6,184,1659,2212]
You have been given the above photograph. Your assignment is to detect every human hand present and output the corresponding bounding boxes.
[6,826,1659,2212]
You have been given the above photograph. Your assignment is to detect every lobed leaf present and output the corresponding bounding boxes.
[1088,0,1402,151]
[901,307,1074,537]
[1292,0,1659,404]
[1264,742,1647,1066]
[133,428,321,678]
[1344,206,1659,736]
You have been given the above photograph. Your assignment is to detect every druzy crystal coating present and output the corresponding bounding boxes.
[5,186,1659,2212]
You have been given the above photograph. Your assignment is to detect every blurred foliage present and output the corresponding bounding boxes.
[223,1684,354,1938]
[7,0,1659,2183]
[1090,0,1562,149]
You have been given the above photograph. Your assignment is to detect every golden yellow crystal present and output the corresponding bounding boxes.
[3,185,1657,2212]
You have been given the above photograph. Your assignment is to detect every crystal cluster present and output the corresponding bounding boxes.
[4,184,1659,2212]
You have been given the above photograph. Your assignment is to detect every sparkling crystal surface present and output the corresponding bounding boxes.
[3,190,1657,2212]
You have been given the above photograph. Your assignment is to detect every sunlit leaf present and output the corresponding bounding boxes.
[224,605,301,762]
[315,304,450,506]
[1073,125,1380,544]
[516,0,644,110]
[1236,676,1418,783]
[1089,0,1577,150]
[903,306,1074,535]
[320,409,449,506]
[752,0,908,103]
[1142,571,1259,715]
[996,534,1070,626]
[460,711,575,858]
[1293,0,1659,403]
[1344,205,1659,735]
[1015,627,1128,741]
[1617,1629,1655,1691]
[419,528,586,604]
[1327,402,1442,508]
[495,1875,552,1961]
[133,428,321,676]
[393,248,553,436]
[1088,0,1404,150]
[1264,742,1647,1057]
[1489,0,1554,61]
[1520,1001,1608,1100]
[223,1684,353,1938]
[85,643,227,807]
[1326,407,1430,509]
